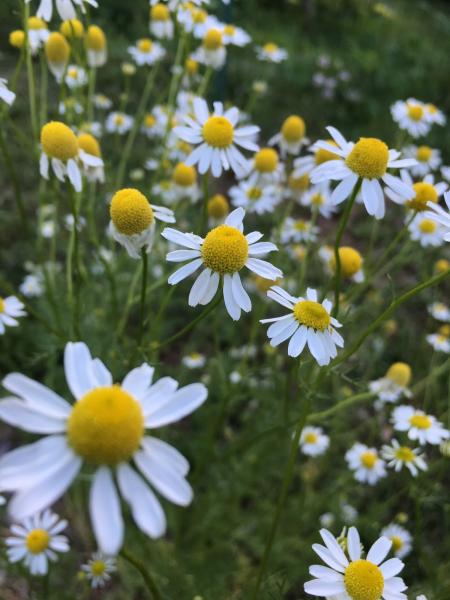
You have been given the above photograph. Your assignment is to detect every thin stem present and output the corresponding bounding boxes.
[197,66,213,97]
[139,249,149,345]
[23,1,38,146]
[371,210,417,274]
[120,548,162,600]
[298,205,319,289]
[39,50,48,127]
[0,120,28,230]
[86,67,96,121]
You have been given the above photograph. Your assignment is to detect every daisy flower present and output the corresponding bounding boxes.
[27,17,49,54]
[304,526,407,599]
[242,147,283,185]
[261,286,343,365]
[301,182,336,218]
[381,439,427,477]
[428,301,450,322]
[192,29,227,69]
[408,213,444,248]
[256,42,288,63]
[285,172,311,201]
[311,126,416,219]
[391,98,431,138]
[0,342,208,555]
[109,188,175,259]
[293,139,340,179]
[44,32,70,82]
[229,180,282,215]
[381,524,412,559]
[81,552,116,588]
[0,295,26,334]
[162,207,282,321]
[369,362,412,405]
[128,38,165,66]
[174,98,259,177]
[6,510,69,576]
[319,245,364,283]
[281,218,318,244]
[387,171,447,212]
[220,23,251,47]
[269,115,307,156]
[424,102,446,126]
[171,162,201,202]
[391,406,450,445]
[106,112,134,135]
[40,121,103,192]
[424,190,450,242]
[60,18,84,39]
[150,3,174,39]
[345,443,386,485]
[94,94,112,110]
[403,145,441,177]
[32,0,98,22]
[20,274,44,298]
[85,25,107,68]
[182,352,206,369]
[426,330,450,353]
[0,78,15,106]
[77,133,105,183]
[207,193,230,224]
[65,65,88,89]
[300,426,330,456]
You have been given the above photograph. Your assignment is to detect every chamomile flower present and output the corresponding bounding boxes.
[408,213,444,247]
[424,190,450,242]
[392,406,450,445]
[32,0,98,22]
[45,32,70,82]
[242,147,283,185]
[220,23,251,47]
[311,126,416,219]
[281,218,319,244]
[301,182,336,218]
[0,78,15,106]
[345,443,386,485]
[293,139,340,179]
[109,188,175,259]
[94,94,112,110]
[428,301,450,322]
[77,133,105,183]
[369,362,412,405]
[0,342,208,555]
[20,274,44,298]
[81,553,116,588]
[60,18,84,38]
[128,38,165,66]
[65,65,88,88]
[261,287,343,365]
[426,329,450,353]
[387,171,447,212]
[162,207,281,321]
[285,173,311,200]
[106,112,134,135]
[424,103,446,126]
[300,427,330,456]
[171,162,201,202]
[229,180,282,215]
[182,352,206,369]
[391,98,431,138]
[85,25,107,68]
[27,17,49,54]
[380,524,412,559]
[0,296,26,334]
[319,245,364,283]
[256,42,288,63]
[403,145,441,177]
[304,526,407,599]
[6,510,69,576]
[150,3,174,39]
[177,5,213,38]
[174,98,259,177]
[269,115,307,156]
[381,439,427,477]
[207,193,230,224]
[40,121,103,192]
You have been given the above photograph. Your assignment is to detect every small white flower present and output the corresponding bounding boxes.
[391,98,432,138]
[318,245,364,283]
[182,352,206,369]
[380,524,412,559]
[29,0,99,22]
[128,38,165,66]
[229,180,282,215]
[220,23,250,47]
[94,94,112,110]
[19,274,44,298]
[392,405,450,445]
[408,213,444,247]
[301,182,336,218]
[426,331,450,353]
[269,115,307,156]
[369,362,412,406]
[281,218,319,244]
[403,145,441,177]
[256,42,288,63]
[65,65,88,88]
[381,439,427,477]
[299,426,329,456]
[191,28,227,69]
[0,296,26,334]
[149,3,174,39]
[0,78,16,106]
[428,301,450,322]
[81,552,116,588]
[106,112,134,135]
[387,171,447,212]
[345,443,386,485]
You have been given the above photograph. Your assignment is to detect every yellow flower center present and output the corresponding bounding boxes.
[60,19,85,39]
[192,8,207,23]
[28,17,47,30]
[409,414,431,429]
[419,219,437,234]
[254,147,278,173]
[78,133,101,158]
[361,451,377,469]
[67,67,79,79]
[224,25,236,36]
[86,25,106,51]
[407,182,438,211]
[346,138,389,179]
[173,162,197,187]
[151,3,170,20]
[293,300,330,331]
[202,116,234,148]
[185,58,198,75]
[344,559,384,600]
[26,529,50,554]
[10,30,25,49]
[203,28,223,50]
[138,38,153,53]
[281,115,305,143]
[110,188,154,235]
[315,140,339,164]
[207,194,229,219]
[439,324,450,337]
[386,362,411,387]
[41,121,79,161]
[254,275,281,293]
[416,145,432,162]
[247,187,262,200]
[395,446,415,463]
[311,193,324,206]
[263,42,278,53]
[91,560,107,576]
[294,220,308,232]
[67,386,144,465]
[201,225,248,274]
[407,103,424,121]
[390,536,404,553]
[114,114,125,126]
[304,432,318,444]
[329,246,362,278]
[45,32,70,64]
[289,174,310,192]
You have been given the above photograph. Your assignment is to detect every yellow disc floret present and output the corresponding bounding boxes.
[203,28,223,50]
[263,42,279,53]
[185,57,198,75]
[344,559,384,600]
[203,116,234,148]
[289,174,310,192]
[78,133,101,157]
[419,218,437,234]
[28,17,47,30]
[346,138,389,179]
[86,25,106,51]
[138,38,153,53]
[67,386,144,465]
[435,259,450,274]
[247,187,262,200]
[173,162,197,187]
[224,25,236,36]
[254,147,278,173]
[407,103,424,121]
[407,182,438,211]
[207,194,229,219]
[329,246,362,278]
[281,115,305,143]
[293,300,330,331]
[91,560,106,576]
[390,536,404,553]
[395,446,415,463]
[304,432,318,444]
[151,3,170,20]
[386,362,411,387]
[416,145,432,162]
[201,225,248,274]
[10,30,25,49]
[409,414,431,429]
[45,32,70,64]
[60,19,85,39]
[26,529,50,554]
[41,121,79,161]
[315,140,339,164]
[110,188,154,235]
[0,298,4,313]
[361,451,377,469]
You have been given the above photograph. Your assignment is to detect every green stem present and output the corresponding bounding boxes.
[298,205,319,289]
[0,121,28,231]
[23,1,38,146]
[67,189,81,339]
[39,50,48,127]
[120,548,161,600]
[371,210,417,274]
[197,66,213,97]
[86,66,96,121]
[139,249,149,345]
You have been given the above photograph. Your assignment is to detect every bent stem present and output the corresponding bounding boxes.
[120,547,162,600]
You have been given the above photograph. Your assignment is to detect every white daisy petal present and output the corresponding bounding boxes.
[90,467,124,556]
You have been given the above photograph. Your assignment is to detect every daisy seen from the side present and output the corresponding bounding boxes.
[424,190,450,242]
[0,295,26,334]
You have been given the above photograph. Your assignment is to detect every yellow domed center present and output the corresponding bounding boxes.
[67,386,144,465]
[390,536,404,553]
[263,42,279,53]
[28,17,47,30]
[26,529,50,554]
[91,560,107,576]
[361,451,377,469]
[138,38,153,53]
[247,187,262,200]
[67,67,80,79]
[45,32,70,63]
[294,220,308,232]
[395,446,415,463]
[144,114,156,128]
[151,4,170,20]
[346,138,389,179]
[186,58,198,75]
[203,29,223,50]
[10,30,25,49]
[193,9,207,23]
[201,225,248,274]
[419,219,437,234]
[435,259,450,273]
[330,246,362,278]
[407,104,424,121]
[344,559,384,600]
[110,188,154,235]
[254,147,278,173]
[311,193,324,206]
[315,140,339,164]
[203,116,234,148]
[173,162,197,186]
[439,324,450,337]
[78,133,101,157]
[114,114,125,126]
[41,121,79,161]
[386,362,411,387]
[281,115,305,143]
[208,194,229,219]
[409,414,431,429]
[86,25,106,51]
[60,19,84,38]
[416,145,432,162]
[224,25,236,36]
[407,182,438,211]
[289,174,310,192]
[293,300,330,331]
[304,432,318,444]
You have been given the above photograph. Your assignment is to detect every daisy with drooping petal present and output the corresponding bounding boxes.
[426,328,450,353]
[31,0,98,22]
[369,362,412,406]
[162,207,282,321]
[229,180,282,215]
[192,28,227,69]
[0,342,208,555]
[381,524,412,559]
[391,405,450,445]
[171,162,201,203]
[424,103,446,126]
[85,25,108,68]
[261,286,344,365]
[304,526,407,599]
[109,188,175,259]
[408,212,444,247]
[77,133,105,183]
[6,510,69,576]
[293,139,340,179]
[300,427,330,456]
[0,78,16,106]
[269,115,307,156]
[319,245,364,283]
[45,32,70,82]
[381,439,427,477]
[174,98,259,177]
[311,126,416,219]
[220,23,251,47]
[106,112,134,135]
[424,190,450,242]
[0,295,26,334]
[150,3,174,39]
[81,552,116,588]
[403,145,441,177]
[391,98,431,138]
[128,38,165,67]
[387,171,447,212]
[207,193,230,224]
[256,42,288,63]
[182,352,206,369]
[242,147,283,185]
[65,65,88,89]
[27,17,49,55]
[345,443,386,485]
[428,301,450,322]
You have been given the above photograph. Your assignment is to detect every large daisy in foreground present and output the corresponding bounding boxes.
[0,342,207,555]
[311,126,416,219]
[304,526,407,600]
